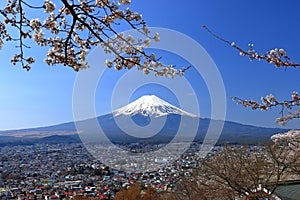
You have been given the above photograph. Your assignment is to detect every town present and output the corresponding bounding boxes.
[0,142,213,200]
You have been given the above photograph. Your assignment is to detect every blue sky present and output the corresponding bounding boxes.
[1,0,300,130]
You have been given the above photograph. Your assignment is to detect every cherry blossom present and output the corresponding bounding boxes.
[203,26,300,126]
[202,25,298,69]
[232,92,300,126]
[0,0,189,76]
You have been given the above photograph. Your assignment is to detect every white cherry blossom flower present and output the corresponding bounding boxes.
[44,0,55,13]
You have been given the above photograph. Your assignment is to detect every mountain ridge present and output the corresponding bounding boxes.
[0,95,290,145]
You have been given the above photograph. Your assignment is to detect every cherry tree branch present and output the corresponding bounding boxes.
[202,25,300,125]
[202,25,299,68]
[0,0,190,77]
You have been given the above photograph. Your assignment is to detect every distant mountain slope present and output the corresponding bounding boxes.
[0,95,289,145]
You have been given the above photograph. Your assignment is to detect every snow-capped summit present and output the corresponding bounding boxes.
[113,95,198,118]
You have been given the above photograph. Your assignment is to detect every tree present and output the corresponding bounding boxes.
[161,176,230,200]
[0,0,188,77]
[202,25,300,126]
[271,130,300,175]
[141,187,160,200]
[174,143,299,200]
[114,183,159,200]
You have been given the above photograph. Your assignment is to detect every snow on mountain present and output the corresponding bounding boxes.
[113,95,198,118]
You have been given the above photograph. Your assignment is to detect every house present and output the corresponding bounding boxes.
[273,180,300,200]
[244,181,300,200]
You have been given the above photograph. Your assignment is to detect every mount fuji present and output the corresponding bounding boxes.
[111,95,198,128]
[0,95,289,145]
[113,95,197,118]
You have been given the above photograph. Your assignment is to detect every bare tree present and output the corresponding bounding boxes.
[271,130,300,176]
[0,0,189,77]
[202,25,300,125]
[189,144,297,200]
[162,175,236,200]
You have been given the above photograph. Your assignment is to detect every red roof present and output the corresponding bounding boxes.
[50,195,59,199]
[103,186,110,191]
[100,195,108,199]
